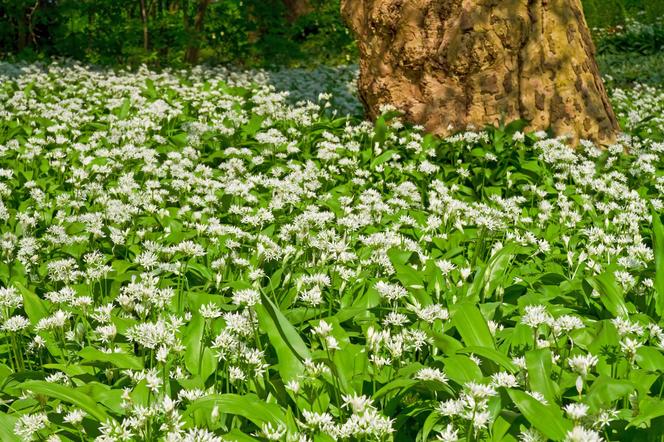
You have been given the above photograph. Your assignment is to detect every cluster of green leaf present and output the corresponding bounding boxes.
[0,61,663,441]
[582,0,664,29]
[593,18,664,55]
[598,53,664,87]
[0,0,355,67]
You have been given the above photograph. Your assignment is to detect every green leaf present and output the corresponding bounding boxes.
[144,78,157,98]
[452,303,494,349]
[78,347,143,370]
[586,271,630,318]
[373,378,418,400]
[636,346,664,372]
[20,381,110,422]
[525,349,559,404]
[652,209,664,316]
[243,115,265,138]
[460,346,517,373]
[183,315,217,381]
[586,376,635,412]
[467,244,517,303]
[117,97,131,119]
[255,293,311,382]
[443,355,483,384]
[370,149,396,169]
[373,115,388,147]
[14,282,48,324]
[629,397,664,428]
[223,429,260,442]
[185,394,285,427]
[0,412,21,442]
[508,389,572,440]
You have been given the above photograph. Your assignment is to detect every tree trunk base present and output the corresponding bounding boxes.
[341,0,620,145]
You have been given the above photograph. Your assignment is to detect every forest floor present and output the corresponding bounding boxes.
[0,58,663,441]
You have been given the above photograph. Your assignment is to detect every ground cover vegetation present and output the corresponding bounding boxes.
[0,48,663,441]
[0,0,664,441]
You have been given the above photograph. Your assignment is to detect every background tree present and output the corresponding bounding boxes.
[341,0,621,144]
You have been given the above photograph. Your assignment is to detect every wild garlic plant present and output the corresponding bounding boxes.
[0,60,663,441]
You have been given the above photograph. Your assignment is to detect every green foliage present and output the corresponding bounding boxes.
[0,0,355,67]
[0,55,662,440]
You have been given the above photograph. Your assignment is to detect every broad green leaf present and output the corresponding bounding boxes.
[183,314,217,381]
[586,272,630,318]
[370,149,396,169]
[256,292,311,382]
[636,346,664,372]
[652,209,664,316]
[20,380,110,422]
[467,243,517,303]
[373,115,388,147]
[628,397,664,428]
[392,262,432,305]
[459,346,517,373]
[508,389,572,440]
[452,303,494,349]
[443,355,483,384]
[14,282,48,324]
[525,349,559,404]
[117,97,131,119]
[0,412,20,442]
[223,429,260,442]
[185,394,285,427]
[244,115,265,138]
[78,347,143,370]
[586,376,634,412]
[373,378,418,400]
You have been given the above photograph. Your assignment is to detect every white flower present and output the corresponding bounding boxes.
[564,403,589,420]
[436,424,459,441]
[374,281,408,302]
[63,409,86,425]
[564,426,603,442]
[415,367,448,384]
[465,381,497,398]
[2,315,30,332]
[312,320,333,337]
[232,288,261,307]
[491,372,519,388]
[521,305,553,328]
[14,412,49,440]
[255,422,287,441]
[199,302,222,319]
[568,354,598,377]
[342,393,373,413]
[519,428,545,442]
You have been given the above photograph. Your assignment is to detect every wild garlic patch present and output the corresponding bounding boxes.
[0,60,663,441]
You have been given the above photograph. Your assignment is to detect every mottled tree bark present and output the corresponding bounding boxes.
[341,0,619,145]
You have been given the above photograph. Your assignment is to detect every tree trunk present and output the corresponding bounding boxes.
[140,0,149,52]
[341,0,620,145]
[283,0,312,22]
[184,0,211,64]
